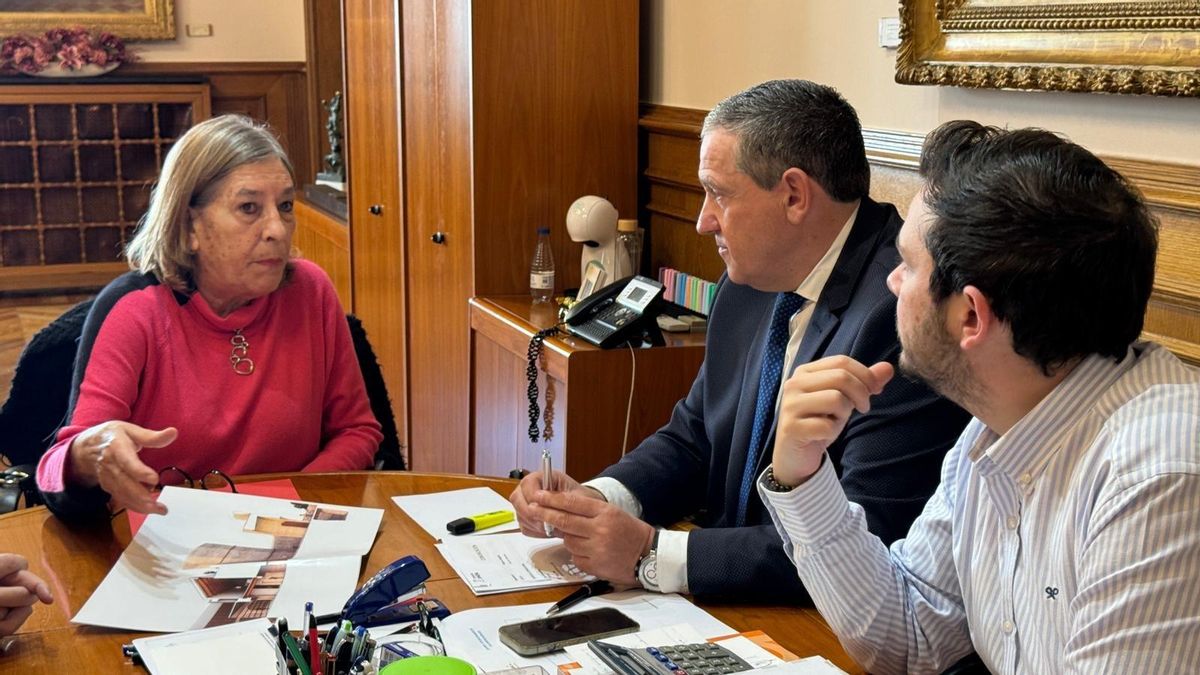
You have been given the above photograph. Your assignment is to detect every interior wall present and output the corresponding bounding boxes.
[135,0,306,62]
[642,0,1200,165]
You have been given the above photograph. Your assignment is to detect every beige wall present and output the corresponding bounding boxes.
[136,0,306,62]
[643,0,1200,165]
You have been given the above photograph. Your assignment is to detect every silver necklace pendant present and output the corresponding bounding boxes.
[230,329,255,375]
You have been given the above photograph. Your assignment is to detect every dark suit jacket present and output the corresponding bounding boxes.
[600,197,970,603]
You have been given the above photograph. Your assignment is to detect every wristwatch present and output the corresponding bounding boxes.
[635,528,661,591]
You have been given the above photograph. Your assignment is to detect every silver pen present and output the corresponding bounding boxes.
[541,449,554,536]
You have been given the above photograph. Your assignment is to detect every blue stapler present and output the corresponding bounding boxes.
[339,555,452,628]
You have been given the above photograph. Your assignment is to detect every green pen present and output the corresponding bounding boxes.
[281,630,312,675]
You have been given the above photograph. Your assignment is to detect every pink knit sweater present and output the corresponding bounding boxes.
[37,259,382,497]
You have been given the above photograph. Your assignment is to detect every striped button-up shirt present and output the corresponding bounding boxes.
[761,342,1200,674]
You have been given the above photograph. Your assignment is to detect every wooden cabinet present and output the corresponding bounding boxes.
[0,80,210,292]
[344,0,409,459]
[470,296,705,482]
[293,197,352,310]
[342,0,639,472]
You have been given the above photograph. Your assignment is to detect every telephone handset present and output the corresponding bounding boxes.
[564,275,666,349]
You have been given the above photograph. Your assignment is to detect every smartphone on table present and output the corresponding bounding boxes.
[498,607,640,656]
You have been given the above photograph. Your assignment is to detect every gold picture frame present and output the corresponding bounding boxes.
[897,1,1200,97]
[0,0,175,41]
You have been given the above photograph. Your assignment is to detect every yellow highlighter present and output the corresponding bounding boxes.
[446,509,515,534]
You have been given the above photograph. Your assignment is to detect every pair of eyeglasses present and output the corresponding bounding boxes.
[416,600,443,645]
[155,466,239,493]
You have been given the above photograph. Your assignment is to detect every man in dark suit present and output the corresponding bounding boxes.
[511,80,969,602]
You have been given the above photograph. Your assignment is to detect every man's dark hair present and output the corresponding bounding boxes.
[919,120,1158,375]
[702,79,869,202]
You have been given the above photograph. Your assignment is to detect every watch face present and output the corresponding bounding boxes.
[638,554,659,590]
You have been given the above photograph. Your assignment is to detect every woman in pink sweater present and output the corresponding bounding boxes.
[37,115,382,518]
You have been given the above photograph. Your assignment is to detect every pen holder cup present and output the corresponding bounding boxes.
[380,656,474,675]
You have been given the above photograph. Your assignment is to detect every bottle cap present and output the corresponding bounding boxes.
[536,227,550,234]
[617,219,638,232]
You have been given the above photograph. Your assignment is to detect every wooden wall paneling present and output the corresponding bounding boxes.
[304,0,346,178]
[401,0,475,473]
[471,0,640,295]
[344,0,409,460]
[640,105,723,282]
[123,63,314,187]
[293,198,352,309]
[638,104,1200,366]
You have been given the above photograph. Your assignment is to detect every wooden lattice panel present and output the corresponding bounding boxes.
[0,82,210,291]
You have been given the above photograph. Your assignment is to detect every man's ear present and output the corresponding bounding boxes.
[779,167,811,224]
[958,285,995,351]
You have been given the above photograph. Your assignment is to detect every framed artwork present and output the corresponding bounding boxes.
[897,1,1200,97]
[0,0,175,40]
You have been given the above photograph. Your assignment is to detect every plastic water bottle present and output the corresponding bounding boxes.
[616,219,643,279]
[530,227,555,303]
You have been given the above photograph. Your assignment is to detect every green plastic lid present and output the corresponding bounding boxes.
[380,655,476,675]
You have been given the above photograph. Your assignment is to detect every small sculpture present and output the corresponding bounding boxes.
[318,90,345,185]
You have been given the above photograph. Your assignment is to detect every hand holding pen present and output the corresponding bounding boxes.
[508,463,588,538]
[508,461,597,535]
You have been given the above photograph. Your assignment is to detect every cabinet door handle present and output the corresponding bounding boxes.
[431,231,446,244]
[369,204,383,216]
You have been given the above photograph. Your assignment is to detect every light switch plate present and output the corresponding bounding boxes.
[878,17,901,49]
[186,23,213,38]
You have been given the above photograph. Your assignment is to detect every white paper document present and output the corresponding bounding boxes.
[752,657,848,674]
[392,487,519,539]
[74,487,383,632]
[438,591,734,673]
[133,618,283,675]
[436,531,593,595]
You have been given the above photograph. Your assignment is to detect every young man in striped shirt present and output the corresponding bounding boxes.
[760,121,1200,674]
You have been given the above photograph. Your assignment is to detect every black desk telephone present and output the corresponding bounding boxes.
[564,275,666,349]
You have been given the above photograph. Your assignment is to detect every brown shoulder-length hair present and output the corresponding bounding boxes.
[125,114,294,292]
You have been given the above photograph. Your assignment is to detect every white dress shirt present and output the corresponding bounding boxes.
[585,207,858,593]
[760,342,1200,674]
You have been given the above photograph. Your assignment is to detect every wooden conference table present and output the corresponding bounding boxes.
[0,472,861,674]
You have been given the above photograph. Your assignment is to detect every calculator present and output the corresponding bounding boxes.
[588,639,754,675]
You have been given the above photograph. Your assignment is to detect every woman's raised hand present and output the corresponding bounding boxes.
[67,422,178,515]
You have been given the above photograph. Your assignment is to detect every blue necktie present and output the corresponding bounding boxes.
[735,292,806,527]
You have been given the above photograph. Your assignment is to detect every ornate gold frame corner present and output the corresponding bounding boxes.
[0,0,175,41]
[896,1,1200,97]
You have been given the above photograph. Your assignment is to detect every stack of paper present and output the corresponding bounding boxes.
[439,592,734,673]
[133,619,284,675]
[74,487,383,632]
[392,487,519,539]
[435,531,593,595]
[395,488,589,596]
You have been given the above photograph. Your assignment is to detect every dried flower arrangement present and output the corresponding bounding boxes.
[0,27,136,76]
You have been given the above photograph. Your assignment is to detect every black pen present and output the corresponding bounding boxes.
[546,579,613,615]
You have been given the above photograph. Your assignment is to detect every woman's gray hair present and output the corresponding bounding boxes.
[125,114,293,292]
